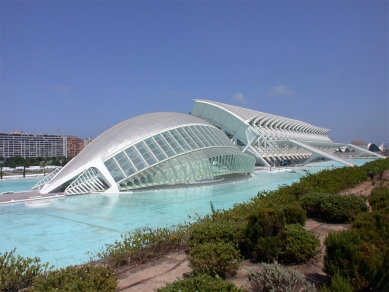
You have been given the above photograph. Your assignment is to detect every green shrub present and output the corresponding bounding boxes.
[351,211,389,248]
[189,218,245,247]
[244,208,285,252]
[98,225,190,268]
[325,213,389,291]
[277,159,389,200]
[298,193,322,218]
[282,205,307,225]
[369,187,389,213]
[247,262,317,292]
[279,224,320,264]
[189,241,242,279]
[251,190,297,208]
[360,158,389,178]
[0,249,51,292]
[371,248,389,292]
[252,224,320,264]
[300,193,368,223]
[31,264,117,291]
[158,274,244,292]
[253,235,283,263]
[351,212,389,291]
[324,229,367,290]
[320,274,353,292]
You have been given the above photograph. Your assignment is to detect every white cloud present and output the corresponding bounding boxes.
[233,92,247,104]
[268,84,292,97]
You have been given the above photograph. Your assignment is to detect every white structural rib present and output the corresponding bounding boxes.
[32,167,62,190]
[347,144,385,159]
[289,140,355,166]
[65,167,108,194]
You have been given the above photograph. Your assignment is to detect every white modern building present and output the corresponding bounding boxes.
[36,100,384,195]
[190,100,384,167]
[37,112,255,194]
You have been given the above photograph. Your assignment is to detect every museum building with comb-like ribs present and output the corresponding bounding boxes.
[36,100,383,195]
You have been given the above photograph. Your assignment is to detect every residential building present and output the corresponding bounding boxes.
[67,136,84,158]
[0,131,67,159]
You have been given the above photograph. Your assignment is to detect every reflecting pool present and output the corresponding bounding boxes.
[0,177,41,193]
[0,158,376,268]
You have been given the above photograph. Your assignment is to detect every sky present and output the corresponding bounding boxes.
[1,1,388,145]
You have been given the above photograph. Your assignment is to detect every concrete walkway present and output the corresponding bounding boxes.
[0,190,65,205]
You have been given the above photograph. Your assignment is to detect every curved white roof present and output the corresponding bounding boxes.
[193,99,329,134]
[50,112,214,185]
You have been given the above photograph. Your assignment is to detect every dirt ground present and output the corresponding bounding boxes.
[116,171,389,292]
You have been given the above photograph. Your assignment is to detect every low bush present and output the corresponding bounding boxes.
[371,248,389,292]
[0,249,51,292]
[279,224,320,264]
[189,241,242,279]
[247,262,317,292]
[31,264,117,291]
[244,208,285,252]
[253,235,283,263]
[282,204,307,225]
[360,158,389,178]
[189,218,245,247]
[325,211,389,291]
[320,274,353,292]
[351,211,389,247]
[251,190,297,208]
[350,211,389,291]
[252,224,320,264]
[324,229,368,290]
[98,225,190,268]
[157,274,244,292]
[369,186,389,213]
[300,193,368,223]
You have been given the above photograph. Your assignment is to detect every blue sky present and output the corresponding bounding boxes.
[1,1,388,145]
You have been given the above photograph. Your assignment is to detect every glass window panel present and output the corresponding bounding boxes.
[154,134,176,157]
[169,129,191,151]
[215,127,232,145]
[145,138,167,161]
[135,141,157,166]
[205,126,224,146]
[114,152,136,177]
[207,127,224,146]
[216,129,230,145]
[197,126,216,146]
[205,127,219,146]
[191,126,211,147]
[185,126,205,148]
[162,132,183,154]
[104,158,124,182]
[125,146,147,171]
[178,128,198,150]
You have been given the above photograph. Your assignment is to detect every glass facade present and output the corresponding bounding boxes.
[118,148,253,191]
[103,125,254,191]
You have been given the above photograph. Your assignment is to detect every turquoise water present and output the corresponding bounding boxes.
[0,177,41,193]
[0,158,377,268]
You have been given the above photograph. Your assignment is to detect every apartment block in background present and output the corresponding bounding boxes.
[67,136,85,158]
[0,131,67,158]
